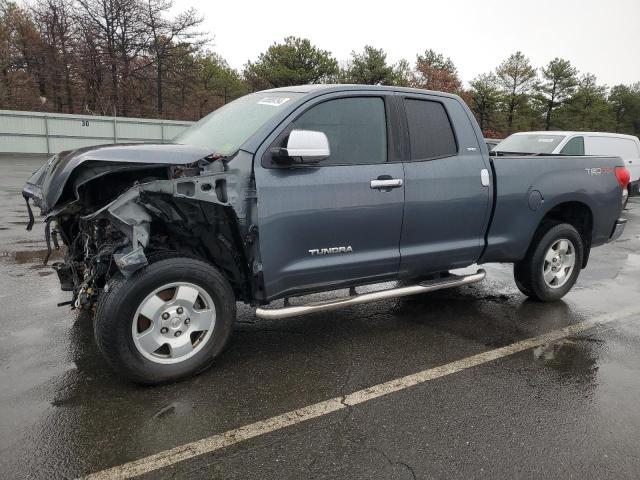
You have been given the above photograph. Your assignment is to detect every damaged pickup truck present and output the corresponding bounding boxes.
[23,85,629,384]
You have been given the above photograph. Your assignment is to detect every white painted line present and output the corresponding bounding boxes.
[82,306,640,480]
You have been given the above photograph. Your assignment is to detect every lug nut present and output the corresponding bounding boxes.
[177,307,184,314]
[174,331,182,337]
[162,312,170,320]
[160,327,168,334]
[184,318,190,325]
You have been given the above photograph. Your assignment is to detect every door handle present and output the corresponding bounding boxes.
[480,169,490,187]
[370,178,403,189]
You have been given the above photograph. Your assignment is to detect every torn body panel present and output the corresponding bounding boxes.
[27,143,214,213]
[24,145,261,309]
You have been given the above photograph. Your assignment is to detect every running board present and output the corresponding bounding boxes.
[255,269,486,320]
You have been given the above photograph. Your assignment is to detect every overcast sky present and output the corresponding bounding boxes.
[176,0,640,87]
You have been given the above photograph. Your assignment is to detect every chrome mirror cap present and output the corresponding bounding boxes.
[283,130,330,162]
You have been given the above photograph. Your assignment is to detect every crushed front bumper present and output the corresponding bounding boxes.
[608,218,627,243]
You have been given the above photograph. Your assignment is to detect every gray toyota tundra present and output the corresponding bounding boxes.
[22,85,629,384]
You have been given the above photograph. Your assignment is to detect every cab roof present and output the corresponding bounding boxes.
[261,84,461,100]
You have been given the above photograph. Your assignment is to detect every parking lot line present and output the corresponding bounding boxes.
[82,306,640,480]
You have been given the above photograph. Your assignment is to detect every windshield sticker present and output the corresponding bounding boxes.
[257,97,291,107]
[538,138,556,143]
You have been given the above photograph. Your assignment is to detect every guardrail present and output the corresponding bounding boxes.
[0,110,194,154]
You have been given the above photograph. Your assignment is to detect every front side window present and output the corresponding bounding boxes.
[560,136,585,155]
[404,98,457,160]
[291,97,387,165]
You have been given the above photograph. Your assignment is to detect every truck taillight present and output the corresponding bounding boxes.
[615,166,630,188]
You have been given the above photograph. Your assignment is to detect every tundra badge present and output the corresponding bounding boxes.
[308,246,353,256]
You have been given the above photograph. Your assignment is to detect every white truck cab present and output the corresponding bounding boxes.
[494,131,640,193]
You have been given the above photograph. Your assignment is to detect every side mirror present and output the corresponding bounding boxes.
[276,130,330,164]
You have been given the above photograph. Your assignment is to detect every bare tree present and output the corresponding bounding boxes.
[76,0,146,115]
[144,0,205,116]
[31,0,77,111]
[76,19,107,114]
[7,2,50,107]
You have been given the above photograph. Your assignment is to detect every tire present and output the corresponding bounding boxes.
[513,223,584,302]
[94,257,235,385]
[513,263,532,297]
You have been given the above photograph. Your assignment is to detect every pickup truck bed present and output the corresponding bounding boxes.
[482,154,624,264]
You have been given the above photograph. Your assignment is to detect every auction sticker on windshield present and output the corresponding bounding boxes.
[258,97,291,106]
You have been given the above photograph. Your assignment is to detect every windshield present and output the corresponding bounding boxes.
[494,134,567,154]
[173,92,303,155]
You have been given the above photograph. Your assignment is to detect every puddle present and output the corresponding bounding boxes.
[533,337,599,381]
[12,239,45,245]
[0,248,64,264]
[626,254,640,267]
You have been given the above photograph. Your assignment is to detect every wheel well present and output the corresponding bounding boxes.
[136,191,252,301]
[537,201,593,268]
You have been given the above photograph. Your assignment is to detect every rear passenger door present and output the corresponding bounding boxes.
[398,95,492,277]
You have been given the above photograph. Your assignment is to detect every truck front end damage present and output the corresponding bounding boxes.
[23,144,257,310]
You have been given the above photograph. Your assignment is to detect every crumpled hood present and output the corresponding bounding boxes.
[23,143,213,213]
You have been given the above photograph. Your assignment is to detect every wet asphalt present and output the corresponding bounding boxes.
[1,156,640,479]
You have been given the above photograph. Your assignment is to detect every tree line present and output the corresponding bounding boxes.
[0,0,246,119]
[1,0,639,139]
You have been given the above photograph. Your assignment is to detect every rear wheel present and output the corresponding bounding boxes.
[513,223,583,302]
[94,257,235,384]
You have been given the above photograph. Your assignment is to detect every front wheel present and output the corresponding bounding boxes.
[94,257,235,384]
[513,223,584,302]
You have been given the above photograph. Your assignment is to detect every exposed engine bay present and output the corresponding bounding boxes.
[23,146,262,310]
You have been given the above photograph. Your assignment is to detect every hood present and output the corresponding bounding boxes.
[24,143,214,213]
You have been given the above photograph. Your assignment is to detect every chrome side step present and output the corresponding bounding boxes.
[255,269,486,320]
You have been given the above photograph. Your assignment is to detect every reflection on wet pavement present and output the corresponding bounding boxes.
[0,248,63,264]
[533,337,600,380]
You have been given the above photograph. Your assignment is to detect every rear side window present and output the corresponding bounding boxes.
[292,97,387,165]
[586,136,640,158]
[404,99,457,160]
[560,136,585,155]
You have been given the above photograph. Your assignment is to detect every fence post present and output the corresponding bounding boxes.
[113,116,118,144]
[44,115,50,154]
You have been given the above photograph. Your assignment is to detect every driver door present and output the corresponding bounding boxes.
[254,94,405,300]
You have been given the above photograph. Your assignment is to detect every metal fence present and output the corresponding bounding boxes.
[0,110,194,154]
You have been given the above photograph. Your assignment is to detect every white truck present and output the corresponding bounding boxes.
[493,131,640,195]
